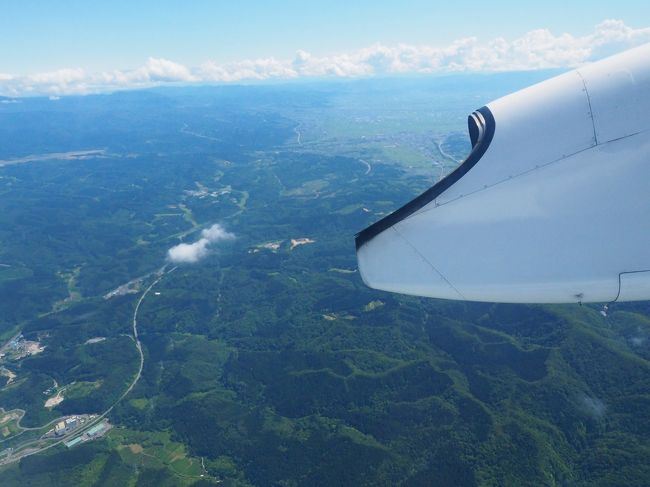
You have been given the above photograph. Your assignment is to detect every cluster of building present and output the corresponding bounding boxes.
[45,414,95,438]
[0,334,45,361]
[54,416,80,436]
[64,420,111,448]
[43,414,111,448]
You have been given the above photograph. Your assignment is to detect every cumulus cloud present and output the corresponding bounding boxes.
[1,20,649,96]
[137,57,195,82]
[167,223,235,264]
[200,224,234,242]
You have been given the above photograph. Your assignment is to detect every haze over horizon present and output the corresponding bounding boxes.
[2,0,650,96]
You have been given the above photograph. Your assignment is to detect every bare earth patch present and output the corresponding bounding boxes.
[258,241,283,251]
[0,411,20,425]
[84,337,106,345]
[0,367,16,385]
[24,341,45,356]
[290,238,315,250]
[44,391,64,408]
[128,444,144,454]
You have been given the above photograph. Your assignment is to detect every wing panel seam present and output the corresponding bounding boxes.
[391,227,466,301]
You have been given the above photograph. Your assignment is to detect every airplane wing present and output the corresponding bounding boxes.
[355,43,650,304]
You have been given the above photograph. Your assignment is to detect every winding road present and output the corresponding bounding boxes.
[0,266,175,465]
[359,159,372,175]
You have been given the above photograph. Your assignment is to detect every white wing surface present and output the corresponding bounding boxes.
[356,43,650,304]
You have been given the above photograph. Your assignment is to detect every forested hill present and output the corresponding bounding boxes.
[1,76,649,486]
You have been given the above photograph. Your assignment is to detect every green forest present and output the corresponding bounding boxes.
[1,76,649,485]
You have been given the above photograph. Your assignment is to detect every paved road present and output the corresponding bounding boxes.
[359,159,372,175]
[294,123,302,145]
[0,266,175,465]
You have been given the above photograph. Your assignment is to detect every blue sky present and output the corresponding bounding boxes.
[3,0,650,73]
[2,1,650,95]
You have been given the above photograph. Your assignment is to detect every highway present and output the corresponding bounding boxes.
[0,266,175,465]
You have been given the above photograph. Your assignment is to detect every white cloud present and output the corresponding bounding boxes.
[200,224,235,242]
[2,19,650,96]
[167,239,210,264]
[135,57,195,82]
[167,223,235,264]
